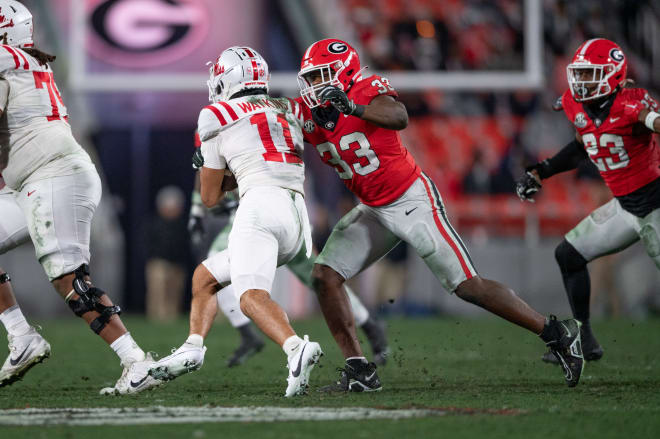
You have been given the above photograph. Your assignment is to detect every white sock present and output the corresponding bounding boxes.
[110,332,145,366]
[346,356,368,365]
[282,335,303,357]
[0,305,32,336]
[186,334,204,347]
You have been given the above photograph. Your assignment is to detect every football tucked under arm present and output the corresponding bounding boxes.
[221,170,238,192]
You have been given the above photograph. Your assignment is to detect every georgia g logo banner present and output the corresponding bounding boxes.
[88,0,210,68]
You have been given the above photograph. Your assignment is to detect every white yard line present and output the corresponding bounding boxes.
[0,406,448,426]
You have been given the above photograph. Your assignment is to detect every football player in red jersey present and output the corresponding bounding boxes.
[296,38,585,390]
[516,38,660,364]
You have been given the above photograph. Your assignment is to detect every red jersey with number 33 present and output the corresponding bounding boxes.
[297,74,421,206]
[561,87,660,196]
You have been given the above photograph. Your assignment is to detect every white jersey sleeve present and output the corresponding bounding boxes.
[0,46,22,76]
[197,102,242,142]
[200,139,226,170]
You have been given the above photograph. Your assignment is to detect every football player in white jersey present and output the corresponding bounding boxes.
[0,1,160,394]
[149,47,323,397]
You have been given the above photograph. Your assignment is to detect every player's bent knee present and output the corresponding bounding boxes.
[311,264,344,294]
[63,264,121,335]
[555,240,588,273]
[239,289,269,316]
[454,276,485,305]
[192,264,220,297]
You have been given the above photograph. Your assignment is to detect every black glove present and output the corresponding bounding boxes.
[318,86,364,117]
[192,148,204,170]
[188,202,205,246]
[515,171,542,202]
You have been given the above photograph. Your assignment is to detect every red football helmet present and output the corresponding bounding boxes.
[297,38,363,108]
[567,38,627,102]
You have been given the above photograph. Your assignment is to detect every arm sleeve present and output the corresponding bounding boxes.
[200,140,226,170]
[534,139,587,179]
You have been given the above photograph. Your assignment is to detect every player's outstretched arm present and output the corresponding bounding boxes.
[360,95,408,130]
[318,86,408,130]
[515,133,586,202]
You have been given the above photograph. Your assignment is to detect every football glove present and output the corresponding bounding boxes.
[318,86,363,117]
[188,195,206,246]
[192,148,204,170]
[515,171,542,202]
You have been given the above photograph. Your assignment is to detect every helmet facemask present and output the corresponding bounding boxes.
[567,62,618,102]
[297,61,344,108]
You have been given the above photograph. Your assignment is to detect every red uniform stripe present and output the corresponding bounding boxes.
[204,105,227,126]
[243,47,255,57]
[218,101,239,121]
[2,45,19,68]
[15,48,29,69]
[250,59,258,80]
[420,177,473,278]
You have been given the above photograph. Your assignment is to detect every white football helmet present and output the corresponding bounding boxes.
[206,46,269,102]
[0,0,33,48]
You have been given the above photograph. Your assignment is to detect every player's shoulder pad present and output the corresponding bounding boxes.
[197,101,241,141]
[352,74,398,100]
[0,45,27,74]
[618,87,659,119]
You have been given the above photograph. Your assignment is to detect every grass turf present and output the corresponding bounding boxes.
[0,316,659,438]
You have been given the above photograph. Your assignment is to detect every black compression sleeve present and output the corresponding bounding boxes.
[531,139,587,179]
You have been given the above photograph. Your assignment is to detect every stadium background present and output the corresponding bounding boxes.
[1,0,658,322]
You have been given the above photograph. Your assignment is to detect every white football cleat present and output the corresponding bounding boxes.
[99,353,163,395]
[148,342,207,382]
[284,335,323,397]
[0,327,51,387]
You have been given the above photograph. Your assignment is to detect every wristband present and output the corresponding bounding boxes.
[352,104,365,118]
[191,190,202,205]
[645,111,659,131]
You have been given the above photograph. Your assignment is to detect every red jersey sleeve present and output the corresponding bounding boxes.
[193,131,201,149]
[618,88,659,122]
[351,74,398,105]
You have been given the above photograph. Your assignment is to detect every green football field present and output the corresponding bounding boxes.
[0,315,659,438]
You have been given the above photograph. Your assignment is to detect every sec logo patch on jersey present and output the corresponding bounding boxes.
[574,112,588,128]
[304,119,315,133]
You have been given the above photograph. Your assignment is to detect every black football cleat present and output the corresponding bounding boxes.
[541,316,584,387]
[226,333,265,368]
[542,323,603,364]
[319,361,382,393]
[360,317,390,366]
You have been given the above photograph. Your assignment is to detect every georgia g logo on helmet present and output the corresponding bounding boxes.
[327,42,348,54]
[609,48,624,62]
